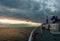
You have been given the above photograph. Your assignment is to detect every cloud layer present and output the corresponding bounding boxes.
[0,0,60,22]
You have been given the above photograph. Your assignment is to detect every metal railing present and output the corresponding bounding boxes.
[28,27,37,41]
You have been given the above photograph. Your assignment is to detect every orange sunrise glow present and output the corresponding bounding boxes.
[0,16,42,26]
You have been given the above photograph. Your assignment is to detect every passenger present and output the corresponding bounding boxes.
[42,26,45,30]
[41,24,45,29]
[48,24,50,32]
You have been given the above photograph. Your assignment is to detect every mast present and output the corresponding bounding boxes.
[46,16,48,24]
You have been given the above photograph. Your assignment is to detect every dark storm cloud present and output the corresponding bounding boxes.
[0,0,40,10]
[0,0,43,22]
[0,0,19,8]
[0,0,60,22]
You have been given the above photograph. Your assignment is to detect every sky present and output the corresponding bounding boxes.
[0,16,41,27]
[0,0,60,23]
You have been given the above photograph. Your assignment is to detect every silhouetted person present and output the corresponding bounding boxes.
[47,24,50,32]
[41,23,45,29]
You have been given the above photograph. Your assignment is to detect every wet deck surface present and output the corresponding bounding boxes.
[33,27,60,41]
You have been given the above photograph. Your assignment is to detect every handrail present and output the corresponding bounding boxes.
[28,27,37,41]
